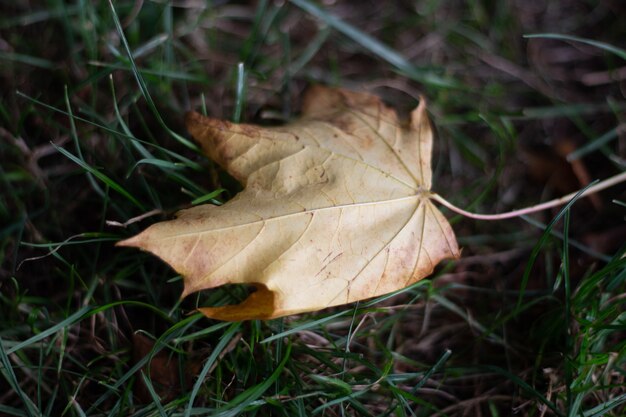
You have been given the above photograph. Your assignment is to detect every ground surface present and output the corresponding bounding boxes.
[1,1,625,416]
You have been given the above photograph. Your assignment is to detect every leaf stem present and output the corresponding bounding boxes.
[431,171,626,220]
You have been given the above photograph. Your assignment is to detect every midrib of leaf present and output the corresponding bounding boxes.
[159,193,430,239]
[156,130,428,241]
[184,194,431,307]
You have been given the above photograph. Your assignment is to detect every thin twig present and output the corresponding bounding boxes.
[106,209,163,228]
[432,171,626,221]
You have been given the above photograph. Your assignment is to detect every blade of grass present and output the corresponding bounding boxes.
[0,4,82,28]
[0,52,55,69]
[261,310,350,344]
[126,158,186,177]
[570,371,595,417]
[212,343,292,417]
[239,0,270,65]
[520,216,611,262]
[107,0,199,151]
[17,91,137,139]
[583,393,626,417]
[290,0,458,88]
[0,337,41,416]
[514,102,626,119]
[480,365,563,417]
[567,125,624,161]
[70,398,87,417]
[0,405,28,417]
[233,62,246,123]
[89,300,175,323]
[515,184,594,310]
[109,75,210,200]
[6,306,91,355]
[172,321,231,344]
[89,61,208,82]
[562,209,573,416]
[86,313,203,414]
[312,389,370,415]
[191,188,226,205]
[288,26,331,77]
[43,384,58,417]
[17,90,203,169]
[140,371,168,417]
[52,143,145,210]
[524,33,626,60]
[64,85,106,199]
[412,349,452,392]
[432,295,505,345]
[184,322,241,417]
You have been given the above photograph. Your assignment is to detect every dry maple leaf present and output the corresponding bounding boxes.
[119,85,460,321]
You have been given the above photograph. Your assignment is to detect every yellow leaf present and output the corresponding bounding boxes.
[118,86,460,321]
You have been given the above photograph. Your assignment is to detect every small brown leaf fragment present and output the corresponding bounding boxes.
[132,333,180,403]
[553,138,603,210]
[132,333,204,403]
[119,86,460,320]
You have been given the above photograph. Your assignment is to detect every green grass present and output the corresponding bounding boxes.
[1,1,625,416]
